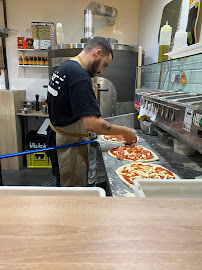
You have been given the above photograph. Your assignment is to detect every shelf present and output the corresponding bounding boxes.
[18,49,48,52]
[18,65,49,68]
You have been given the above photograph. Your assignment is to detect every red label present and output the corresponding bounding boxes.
[134,102,140,110]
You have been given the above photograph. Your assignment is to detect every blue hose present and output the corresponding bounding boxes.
[0,140,95,160]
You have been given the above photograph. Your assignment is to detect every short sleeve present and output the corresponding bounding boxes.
[69,79,101,118]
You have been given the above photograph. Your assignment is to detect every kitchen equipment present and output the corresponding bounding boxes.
[42,104,48,115]
[19,108,32,114]
[135,89,202,154]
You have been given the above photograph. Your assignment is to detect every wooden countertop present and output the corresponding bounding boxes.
[17,110,49,117]
[0,197,202,269]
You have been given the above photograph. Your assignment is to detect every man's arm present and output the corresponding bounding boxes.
[82,116,137,144]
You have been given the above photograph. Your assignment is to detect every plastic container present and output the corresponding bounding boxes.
[158,22,172,62]
[173,31,188,51]
[26,151,52,168]
[139,119,158,135]
[0,186,106,197]
[173,138,196,156]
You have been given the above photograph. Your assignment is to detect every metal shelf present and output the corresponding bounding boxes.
[18,65,49,68]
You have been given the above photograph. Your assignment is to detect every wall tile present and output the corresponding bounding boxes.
[190,70,202,84]
[196,84,202,94]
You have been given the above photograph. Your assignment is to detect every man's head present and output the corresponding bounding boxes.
[83,36,113,77]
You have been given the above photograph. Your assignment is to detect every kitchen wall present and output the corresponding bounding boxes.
[140,54,202,95]
[0,0,139,100]
[138,0,191,65]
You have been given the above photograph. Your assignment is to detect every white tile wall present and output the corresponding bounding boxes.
[142,53,202,95]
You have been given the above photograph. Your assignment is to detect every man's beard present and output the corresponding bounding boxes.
[87,58,102,78]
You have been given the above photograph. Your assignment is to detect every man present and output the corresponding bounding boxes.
[46,36,137,187]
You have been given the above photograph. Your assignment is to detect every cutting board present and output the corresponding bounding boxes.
[186,0,201,45]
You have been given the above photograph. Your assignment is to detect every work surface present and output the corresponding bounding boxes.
[97,130,202,197]
[0,196,202,270]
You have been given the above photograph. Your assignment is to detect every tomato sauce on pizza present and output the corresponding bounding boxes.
[108,145,159,162]
[116,163,180,189]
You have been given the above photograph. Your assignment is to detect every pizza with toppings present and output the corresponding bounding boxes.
[101,135,139,143]
[116,163,180,190]
[108,145,159,162]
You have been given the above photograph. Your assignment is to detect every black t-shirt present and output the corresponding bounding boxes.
[46,60,101,127]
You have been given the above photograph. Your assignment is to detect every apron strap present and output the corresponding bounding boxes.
[50,122,90,137]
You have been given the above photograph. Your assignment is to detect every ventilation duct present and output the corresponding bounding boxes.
[84,1,117,39]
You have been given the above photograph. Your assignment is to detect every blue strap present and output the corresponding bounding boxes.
[0,140,95,160]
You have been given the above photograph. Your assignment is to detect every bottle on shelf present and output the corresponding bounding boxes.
[34,56,37,65]
[35,94,40,111]
[45,56,48,66]
[36,56,40,65]
[19,55,23,65]
[29,56,33,65]
[158,21,172,62]
[24,56,29,65]
[23,38,28,49]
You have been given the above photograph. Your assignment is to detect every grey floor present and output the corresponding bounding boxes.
[1,167,54,186]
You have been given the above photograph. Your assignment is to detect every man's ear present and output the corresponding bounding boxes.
[94,49,102,59]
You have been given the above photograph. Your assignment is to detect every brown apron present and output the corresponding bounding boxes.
[54,119,90,187]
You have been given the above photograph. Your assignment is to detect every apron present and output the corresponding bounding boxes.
[55,119,90,187]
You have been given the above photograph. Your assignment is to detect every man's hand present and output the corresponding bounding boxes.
[122,127,138,145]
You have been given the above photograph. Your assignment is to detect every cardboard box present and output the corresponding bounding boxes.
[17,37,24,49]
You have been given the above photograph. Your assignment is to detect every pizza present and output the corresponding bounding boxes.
[116,163,180,190]
[108,145,159,162]
[101,135,139,143]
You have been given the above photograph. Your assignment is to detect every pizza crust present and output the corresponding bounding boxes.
[101,135,139,143]
[117,175,135,190]
[108,145,159,162]
[116,163,181,189]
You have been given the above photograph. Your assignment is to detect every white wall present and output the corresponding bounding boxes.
[138,0,190,65]
[0,0,139,100]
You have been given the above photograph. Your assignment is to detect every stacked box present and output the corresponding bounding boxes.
[33,39,50,49]
[31,22,54,40]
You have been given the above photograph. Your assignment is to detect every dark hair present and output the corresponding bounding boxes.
[84,36,113,59]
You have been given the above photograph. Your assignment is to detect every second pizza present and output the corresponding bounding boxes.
[108,145,159,162]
